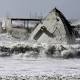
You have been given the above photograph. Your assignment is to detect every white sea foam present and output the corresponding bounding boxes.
[0,33,80,79]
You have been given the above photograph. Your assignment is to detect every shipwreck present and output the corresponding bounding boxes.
[30,8,75,44]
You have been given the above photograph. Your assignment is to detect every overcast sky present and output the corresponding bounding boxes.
[0,0,80,19]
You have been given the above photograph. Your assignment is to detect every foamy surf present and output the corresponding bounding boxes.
[0,33,80,79]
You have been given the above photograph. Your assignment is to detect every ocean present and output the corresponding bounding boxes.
[0,33,80,79]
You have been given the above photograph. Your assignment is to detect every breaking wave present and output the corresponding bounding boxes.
[0,44,80,59]
[0,33,80,59]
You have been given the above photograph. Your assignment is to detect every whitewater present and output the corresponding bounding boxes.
[0,33,80,79]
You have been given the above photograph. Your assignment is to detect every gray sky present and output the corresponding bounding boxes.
[0,0,80,19]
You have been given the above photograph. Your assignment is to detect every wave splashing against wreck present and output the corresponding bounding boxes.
[0,33,80,59]
[0,34,80,79]
[0,43,80,59]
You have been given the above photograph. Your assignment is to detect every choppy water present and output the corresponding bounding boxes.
[0,33,80,79]
[0,57,80,79]
[0,57,80,76]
